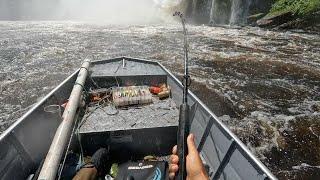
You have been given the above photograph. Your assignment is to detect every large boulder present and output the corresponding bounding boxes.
[257,11,294,27]
[278,11,320,30]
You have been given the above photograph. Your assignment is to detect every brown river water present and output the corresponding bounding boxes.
[0,22,319,179]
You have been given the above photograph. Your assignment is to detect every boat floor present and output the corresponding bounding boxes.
[79,97,179,133]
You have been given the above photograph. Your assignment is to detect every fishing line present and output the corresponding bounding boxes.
[57,110,80,180]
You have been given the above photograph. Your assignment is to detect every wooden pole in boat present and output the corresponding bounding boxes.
[174,11,190,180]
[38,60,90,180]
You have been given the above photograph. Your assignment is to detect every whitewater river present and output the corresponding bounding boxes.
[0,21,319,179]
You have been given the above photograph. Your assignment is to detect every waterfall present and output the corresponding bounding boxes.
[188,0,253,25]
[229,0,252,25]
[193,0,213,24]
[210,0,232,25]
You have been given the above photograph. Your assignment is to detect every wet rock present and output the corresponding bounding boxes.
[311,103,320,112]
[257,12,294,27]
[276,135,288,150]
[247,13,265,25]
[275,11,320,31]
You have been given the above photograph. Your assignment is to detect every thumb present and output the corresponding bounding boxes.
[187,134,198,154]
[186,134,207,179]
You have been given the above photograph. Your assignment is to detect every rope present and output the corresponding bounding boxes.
[74,81,90,100]
[113,61,121,87]
[79,66,89,72]
[74,82,84,89]
[114,76,120,87]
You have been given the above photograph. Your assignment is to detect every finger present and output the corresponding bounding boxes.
[169,172,176,180]
[172,145,177,155]
[187,134,198,154]
[169,164,179,173]
[170,155,179,164]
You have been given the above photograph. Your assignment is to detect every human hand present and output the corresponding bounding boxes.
[169,134,209,180]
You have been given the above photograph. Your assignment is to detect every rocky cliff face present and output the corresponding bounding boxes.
[183,0,319,31]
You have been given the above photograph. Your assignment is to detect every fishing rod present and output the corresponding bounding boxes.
[173,11,190,180]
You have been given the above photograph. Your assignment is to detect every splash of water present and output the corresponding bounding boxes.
[153,0,182,8]
[0,0,182,24]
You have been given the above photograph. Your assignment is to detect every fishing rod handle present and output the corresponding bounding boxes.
[177,104,190,180]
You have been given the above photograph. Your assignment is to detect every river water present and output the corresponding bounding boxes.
[0,21,319,179]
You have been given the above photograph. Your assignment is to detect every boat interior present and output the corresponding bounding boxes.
[0,57,276,180]
[58,58,183,179]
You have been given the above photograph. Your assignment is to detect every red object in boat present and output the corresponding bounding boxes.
[149,86,161,94]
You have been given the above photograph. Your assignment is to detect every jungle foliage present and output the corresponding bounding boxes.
[269,0,320,16]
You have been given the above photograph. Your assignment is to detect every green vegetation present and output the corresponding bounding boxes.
[110,163,118,178]
[269,0,320,17]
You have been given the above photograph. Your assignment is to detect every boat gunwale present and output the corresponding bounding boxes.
[0,69,80,140]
